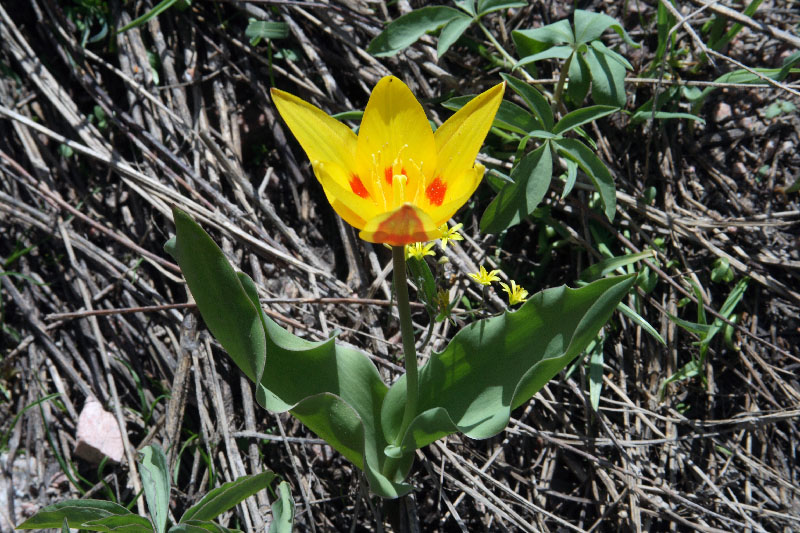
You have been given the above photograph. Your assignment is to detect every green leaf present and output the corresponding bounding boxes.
[660,358,703,398]
[367,7,467,57]
[118,0,182,34]
[170,522,241,533]
[710,258,734,283]
[172,208,265,384]
[82,515,155,532]
[480,142,553,233]
[245,20,289,45]
[579,250,655,282]
[553,105,617,135]
[268,481,295,533]
[453,0,475,15]
[407,256,438,315]
[701,278,748,348]
[139,445,169,533]
[442,97,540,134]
[476,0,527,16]
[573,9,636,47]
[515,45,573,69]
[382,275,636,457]
[617,302,666,345]
[566,52,590,105]
[554,138,616,220]
[512,20,574,57]
[500,73,553,131]
[437,14,472,57]
[583,45,627,107]
[181,472,276,523]
[629,110,705,126]
[172,212,401,498]
[17,500,135,530]
[562,158,578,198]
[591,40,633,70]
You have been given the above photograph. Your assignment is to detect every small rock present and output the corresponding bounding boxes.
[732,162,748,177]
[74,397,125,464]
[713,102,732,123]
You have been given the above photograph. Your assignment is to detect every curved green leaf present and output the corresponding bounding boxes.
[170,522,241,533]
[515,45,573,68]
[139,444,169,533]
[476,0,527,16]
[579,250,655,282]
[181,472,276,523]
[17,500,135,530]
[512,20,574,55]
[584,45,628,107]
[500,73,553,131]
[437,14,472,58]
[573,9,636,47]
[268,481,295,533]
[83,515,154,532]
[553,105,618,135]
[381,275,636,457]
[554,138,616,221]
[172,210,402,498]
[567,51,590,105]
[367,7,466,57]
[172,208,265,383]
[480,142,553,233]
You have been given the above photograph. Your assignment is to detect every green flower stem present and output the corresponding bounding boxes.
[552,51,574,114]
[477,21,534,82]
[392,246,418,441]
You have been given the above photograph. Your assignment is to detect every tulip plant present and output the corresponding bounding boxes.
[167,76,635,499]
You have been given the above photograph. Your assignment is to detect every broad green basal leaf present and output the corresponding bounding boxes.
[172,208,265,383]
[17,500,138,530]
[268,481,295,533]
[180,472,276,523]
[381,274,636,459]
[171,210,401,498]
[139,444,169,533]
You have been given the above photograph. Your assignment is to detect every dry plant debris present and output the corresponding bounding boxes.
[1,0,799,531]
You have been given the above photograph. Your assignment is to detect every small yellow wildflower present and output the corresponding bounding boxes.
[405,241,436,260]
[439,223,464,250]
[468,265,501,286]
[500,280,528,306]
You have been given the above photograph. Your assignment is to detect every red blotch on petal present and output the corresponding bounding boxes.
[425,177,447,206]
[372,205,434,246]
[384,167,393,185]
[350,174,370,198]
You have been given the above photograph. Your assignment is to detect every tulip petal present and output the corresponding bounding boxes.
[359,203,441,246]
[356,76,437,193]
[434,82,504,184]
[425,165,485,225]
[313,161,383,230]
[271,88,358,170]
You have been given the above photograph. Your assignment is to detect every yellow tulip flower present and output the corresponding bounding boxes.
[271,76,504,246]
